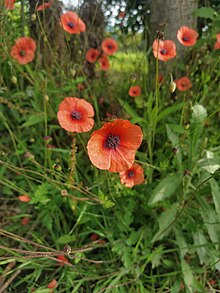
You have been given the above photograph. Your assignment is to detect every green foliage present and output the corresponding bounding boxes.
[1,2,220,292]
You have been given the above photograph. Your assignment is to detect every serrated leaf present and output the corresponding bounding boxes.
[198,157,220,174]
[21,113,45,128]
[197,196,220,247]
[210,178,220,217]
[151,203,179,243]
[194,7,217,20]
[181,258,194,293]
[148,174,182,205]
[191,104,207,124]
[57,234,76,244]
[174,228,188,257]
[193,231,208,265]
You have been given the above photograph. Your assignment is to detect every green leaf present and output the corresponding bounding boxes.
[151,203,179,243]
[197,196,220,246]
[118,98,139,119]
[210,178,220,217]
[57,234,76,244]
[148,174,182,205]
[193,231,208,265]
[191,104,207,124]
[21,113,45,128]
[194,7,217,20]
[174,228,189,257]
[198,157,220,174]
[181,258,194,293]
[157,102,185,122]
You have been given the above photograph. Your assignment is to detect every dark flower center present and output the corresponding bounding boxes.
[71,111,81,120]
[107,44,113,49]
[127,170,135,178]
[19,50,26,57]
[182,36,189,42]
[160,49,167,55]
[67,22,74,28]
[104,134,120,149]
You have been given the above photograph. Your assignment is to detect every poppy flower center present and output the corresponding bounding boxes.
[104,134,120,149]
[19,50,26,57]
[67,22,74,28]
[182,36,189,42]
[71,111,81,120]
[128,170,135,178]
[107,44,113,49]
[160,49,167,55]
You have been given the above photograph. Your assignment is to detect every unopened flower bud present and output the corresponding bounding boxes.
[169,81,176,93]
[43,136,52,142]
[52,163,62,171]
[11,76,17,84]
[184,123,190,130]
[61,189,68,196]
[24,152,35,160]
[31,13,36,21]
[44,95,49,101]
[70,69,76,77]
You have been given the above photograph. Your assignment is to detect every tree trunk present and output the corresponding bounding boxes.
[147,0,198,60]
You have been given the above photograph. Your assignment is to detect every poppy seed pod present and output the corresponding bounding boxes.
[31,14,36,21]
[169,81,176,93]
[11,76,17,84]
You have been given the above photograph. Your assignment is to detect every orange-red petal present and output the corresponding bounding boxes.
[120,163,144,187]
[152,39,176,61]
[101,38,118,56]
[60,11,86,34]
[177,26,198,46]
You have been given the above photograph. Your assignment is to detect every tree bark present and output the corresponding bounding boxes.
[148,0,198,60]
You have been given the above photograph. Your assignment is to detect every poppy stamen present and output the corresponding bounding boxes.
[67,22,74,28]
[104,134,120,149]
[160,49,167,55]
[182,36,189,42]
[127,170,135,178]
[71,111,81,120]
[19,50,26,57]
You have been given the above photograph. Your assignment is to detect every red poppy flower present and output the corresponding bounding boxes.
[119,163,144,188]
[37,0,53,11]
[10,37,36,65]
[152,39,176,61]
[177,26,198,47]
[18,195,31,202]
[214,33,220,50]
[21,217,30,225]
[128,85,141,97]
[101,38,118,56]
[175,76,192,91]
[4,0,15,10]
[60,11,86,34]
[47,279,58,289]
[87,119,143,173]
[86,48,100,63]
[57,97,94,133]
[98,55,110,71]
[56,255,69,266]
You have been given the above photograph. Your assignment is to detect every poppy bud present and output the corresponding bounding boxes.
[24,152,35,160]
[31,14,36,21]
[61,189,68,196]
[52,163,62,171]
[184,123,190,130]
[169,81,176,93]
[70,69,76,77]
[44,95,49,101]
[11,76,17,84]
